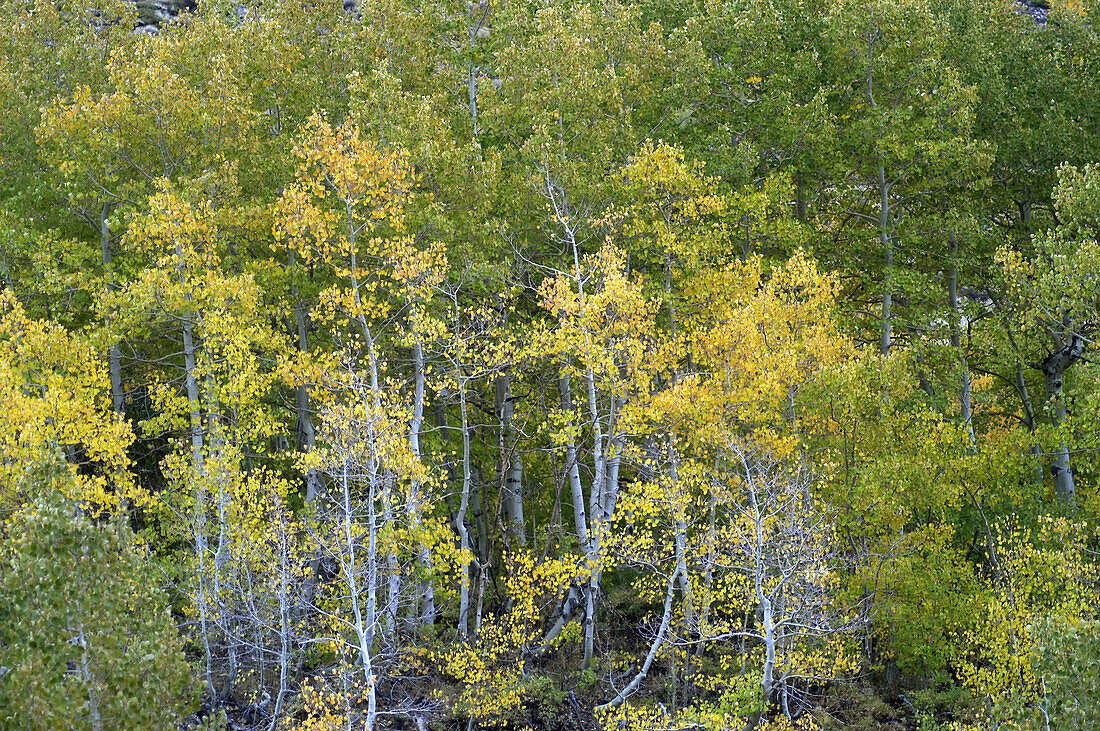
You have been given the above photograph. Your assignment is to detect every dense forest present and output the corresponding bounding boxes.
[1,0,1100,727]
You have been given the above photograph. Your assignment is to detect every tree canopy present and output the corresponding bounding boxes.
[2,0,1100,728]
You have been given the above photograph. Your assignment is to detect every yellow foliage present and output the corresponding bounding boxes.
[435,551,578,723]
[955,516,1098,703]
[0,290,138,514]
[293,677,350,731]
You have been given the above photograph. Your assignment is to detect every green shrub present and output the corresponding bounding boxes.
[0,497,195,729]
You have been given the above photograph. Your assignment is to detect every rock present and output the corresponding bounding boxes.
[1017,0,1049,25]
[132,0,197,28]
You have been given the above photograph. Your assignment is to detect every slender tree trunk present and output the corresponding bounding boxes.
[877,162,893,356]
[668,442,695,702]
[176,248,217,700]
[1041,331,1082,505]
[211,436,236,699]
[347,219,401,644]
[1006,323,1045,485]
[1016,360,1037,434]
[269,507,292,731]
[182,314,204,472]
[743,451,777,711]
[536,585,582,654]
[581,364,607,670]
[292,287,326,609]
[471,469,490,576]
[536,374,583,652]
[341,460,378,729]
[948,237,975,450]
[341,205,383,725]
[466,0,488,136]
[383,485,400,642]
[496,374,527,547]
[101,204,124,416]
[75,619,103,731]
[409,339,436,626]
[559,370,590,553]
[193,471,215,701]
[290,255,323,505]
[694,486,718,672]
[474,546,490,636]
[455,370,473,638]
[467,68,479,137]
[596,566,681,710]
[760,598,777,705]
[864,35,893,358]
[558,368,599,668]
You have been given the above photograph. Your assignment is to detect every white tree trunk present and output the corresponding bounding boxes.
[409,339,436,626]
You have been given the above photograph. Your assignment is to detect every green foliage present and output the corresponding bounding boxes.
[1,0,1100,726]
[908,685,980,731]
[1028,616,1100,728]
[0,484,194,729]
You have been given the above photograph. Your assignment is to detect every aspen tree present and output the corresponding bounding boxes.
[0,479,193,730]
